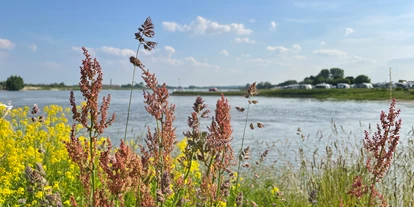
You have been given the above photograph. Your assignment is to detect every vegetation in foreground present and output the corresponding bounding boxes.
[0,17,412,207]
[172,88,414,101]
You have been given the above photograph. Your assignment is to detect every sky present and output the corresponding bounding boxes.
[1,0,414,86]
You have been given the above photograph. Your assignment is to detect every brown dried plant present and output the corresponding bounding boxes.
[348,98,402,207]
[65,47,116,207]
[232,81,263,205]
[124,16,158,141]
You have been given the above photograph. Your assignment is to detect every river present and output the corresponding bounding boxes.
[2,90,414,162]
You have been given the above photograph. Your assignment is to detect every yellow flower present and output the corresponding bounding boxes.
[270,187,280,195]
[217,201,227,207]
[35,191,43,199]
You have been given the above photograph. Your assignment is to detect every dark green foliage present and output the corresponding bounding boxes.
[355,75,371,84]
[329,68,344,79]
[277,80,297,87]
[5,75,24,91]
[345,76,355,84]
[318,69,330,79]
[257,81,273,89]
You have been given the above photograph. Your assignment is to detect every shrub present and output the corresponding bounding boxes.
[5,75,24,91]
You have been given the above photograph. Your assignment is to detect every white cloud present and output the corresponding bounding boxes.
[293,55,307,60]
[219,49,229,56]
[270,21,277,31]
[292,44,301,52]
[313,49,348,57]
[164,46,175,55]
[267,46,289,53]
[0,38,15,49]
[185,57,220,69]
[345,27,354,36]
[233,37,256,44]
[267,44,301,53]
[320,41,326,45]
[161,22,183,32]
[99,46,135,57]
[162,16,252,35]
[28,43,37,52]
[247,58,271,65]
[249,18,255,23]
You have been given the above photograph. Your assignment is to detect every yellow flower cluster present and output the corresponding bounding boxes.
[0,104,81,206]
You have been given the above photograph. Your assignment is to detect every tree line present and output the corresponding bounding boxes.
[278,68,371,86]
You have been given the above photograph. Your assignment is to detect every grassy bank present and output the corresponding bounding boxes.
[172,88,414,101]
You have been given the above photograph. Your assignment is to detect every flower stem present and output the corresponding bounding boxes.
[233,99,251,199]
[124,43,142,141]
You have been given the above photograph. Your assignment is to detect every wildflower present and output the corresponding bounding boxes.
[270,187,280,195]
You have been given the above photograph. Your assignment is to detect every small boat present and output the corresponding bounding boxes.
[209,88,218,92]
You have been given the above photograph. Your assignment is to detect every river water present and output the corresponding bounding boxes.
[2,90,414,161]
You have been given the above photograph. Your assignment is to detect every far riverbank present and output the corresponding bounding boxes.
[172,88,414,101]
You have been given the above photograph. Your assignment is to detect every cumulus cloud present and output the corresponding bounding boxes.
[0,38,15,49]
[345,27,354,36]
[292,44,301,52]
[233,37,256,44]
[162,16,252,35]
[247,58,271,65]
[267,44,301,53]
[267,46,289,53]
[185,56,220,69]
[313,49,348,57]
[99,46,135,57]
[164,46,175,55]
[270,21,277,30]
[219,49,229,56]
[28,43,37,52]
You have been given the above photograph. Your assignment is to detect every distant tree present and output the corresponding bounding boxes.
[314,76,327,84]
[355,75,371,84]
[277,80,297,87]
[345,76,355,84]
[188,85,196,89]
[318,69,330,79]
[59,82,65,87]
[0,81,5,89]
[263,81,272,89]
[257,82,273,89]
[333,77,350,84]
[330,68,344,79]
[302,76,315,84]
[5,75,24,91]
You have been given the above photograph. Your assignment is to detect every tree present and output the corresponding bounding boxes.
[345,76,355,84]
[354,75,371,84]
[330,68,344,79]
[5,75,24,91]
[302,76,315,84]
[317,69,330,79]
[314,76,327,84]
[277,80,297,87]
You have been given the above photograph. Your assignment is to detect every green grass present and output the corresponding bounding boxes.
[172,88,414,101]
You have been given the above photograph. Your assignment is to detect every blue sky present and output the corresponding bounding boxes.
[1,0,414,86]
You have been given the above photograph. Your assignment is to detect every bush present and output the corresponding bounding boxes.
[5,75,24,91]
